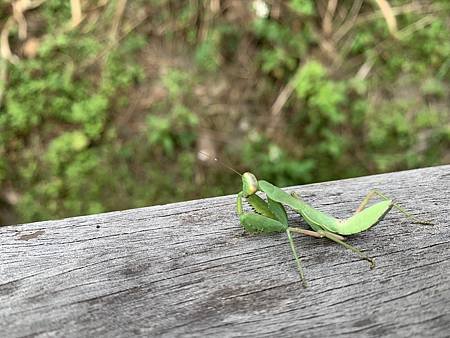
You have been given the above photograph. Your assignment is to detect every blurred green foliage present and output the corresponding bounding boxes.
[0,0,449,224]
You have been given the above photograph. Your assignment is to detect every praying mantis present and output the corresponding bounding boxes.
[238,172,433,287]
[201,152,433,287]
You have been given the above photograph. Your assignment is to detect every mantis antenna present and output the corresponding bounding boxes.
[198,150,242,177]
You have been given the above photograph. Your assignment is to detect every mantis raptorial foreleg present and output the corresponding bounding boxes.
[238,185,347,287]
[237,189,321,287]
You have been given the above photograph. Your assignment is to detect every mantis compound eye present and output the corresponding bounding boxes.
[242,172,258,196]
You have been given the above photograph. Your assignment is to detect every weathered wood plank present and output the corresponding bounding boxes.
[1,165,449,337]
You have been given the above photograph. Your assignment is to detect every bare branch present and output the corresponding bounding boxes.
[374,0,398,37]
[333,0,363,43]
[0,19,19,64]
[70,0,83,28]
[110,0,128,42]
[322,0,338,37]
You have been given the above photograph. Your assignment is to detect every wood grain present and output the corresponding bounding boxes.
[1,165,449,337]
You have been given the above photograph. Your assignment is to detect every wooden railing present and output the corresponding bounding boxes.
[1,165,449,337]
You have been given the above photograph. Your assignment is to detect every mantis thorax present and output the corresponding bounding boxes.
[242,172,258,197]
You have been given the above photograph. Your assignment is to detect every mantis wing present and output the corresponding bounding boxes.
[259,180,393,235]
[259,180,338,232]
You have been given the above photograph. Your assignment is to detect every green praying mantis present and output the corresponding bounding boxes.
[201,152,433,287]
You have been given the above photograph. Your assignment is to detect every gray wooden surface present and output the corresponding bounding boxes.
[1,165,449,337]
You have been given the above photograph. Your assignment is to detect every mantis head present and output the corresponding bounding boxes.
[242,172,258,197]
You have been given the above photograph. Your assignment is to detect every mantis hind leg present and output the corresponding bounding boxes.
[355,189,433,225]
[318,230,376,269]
